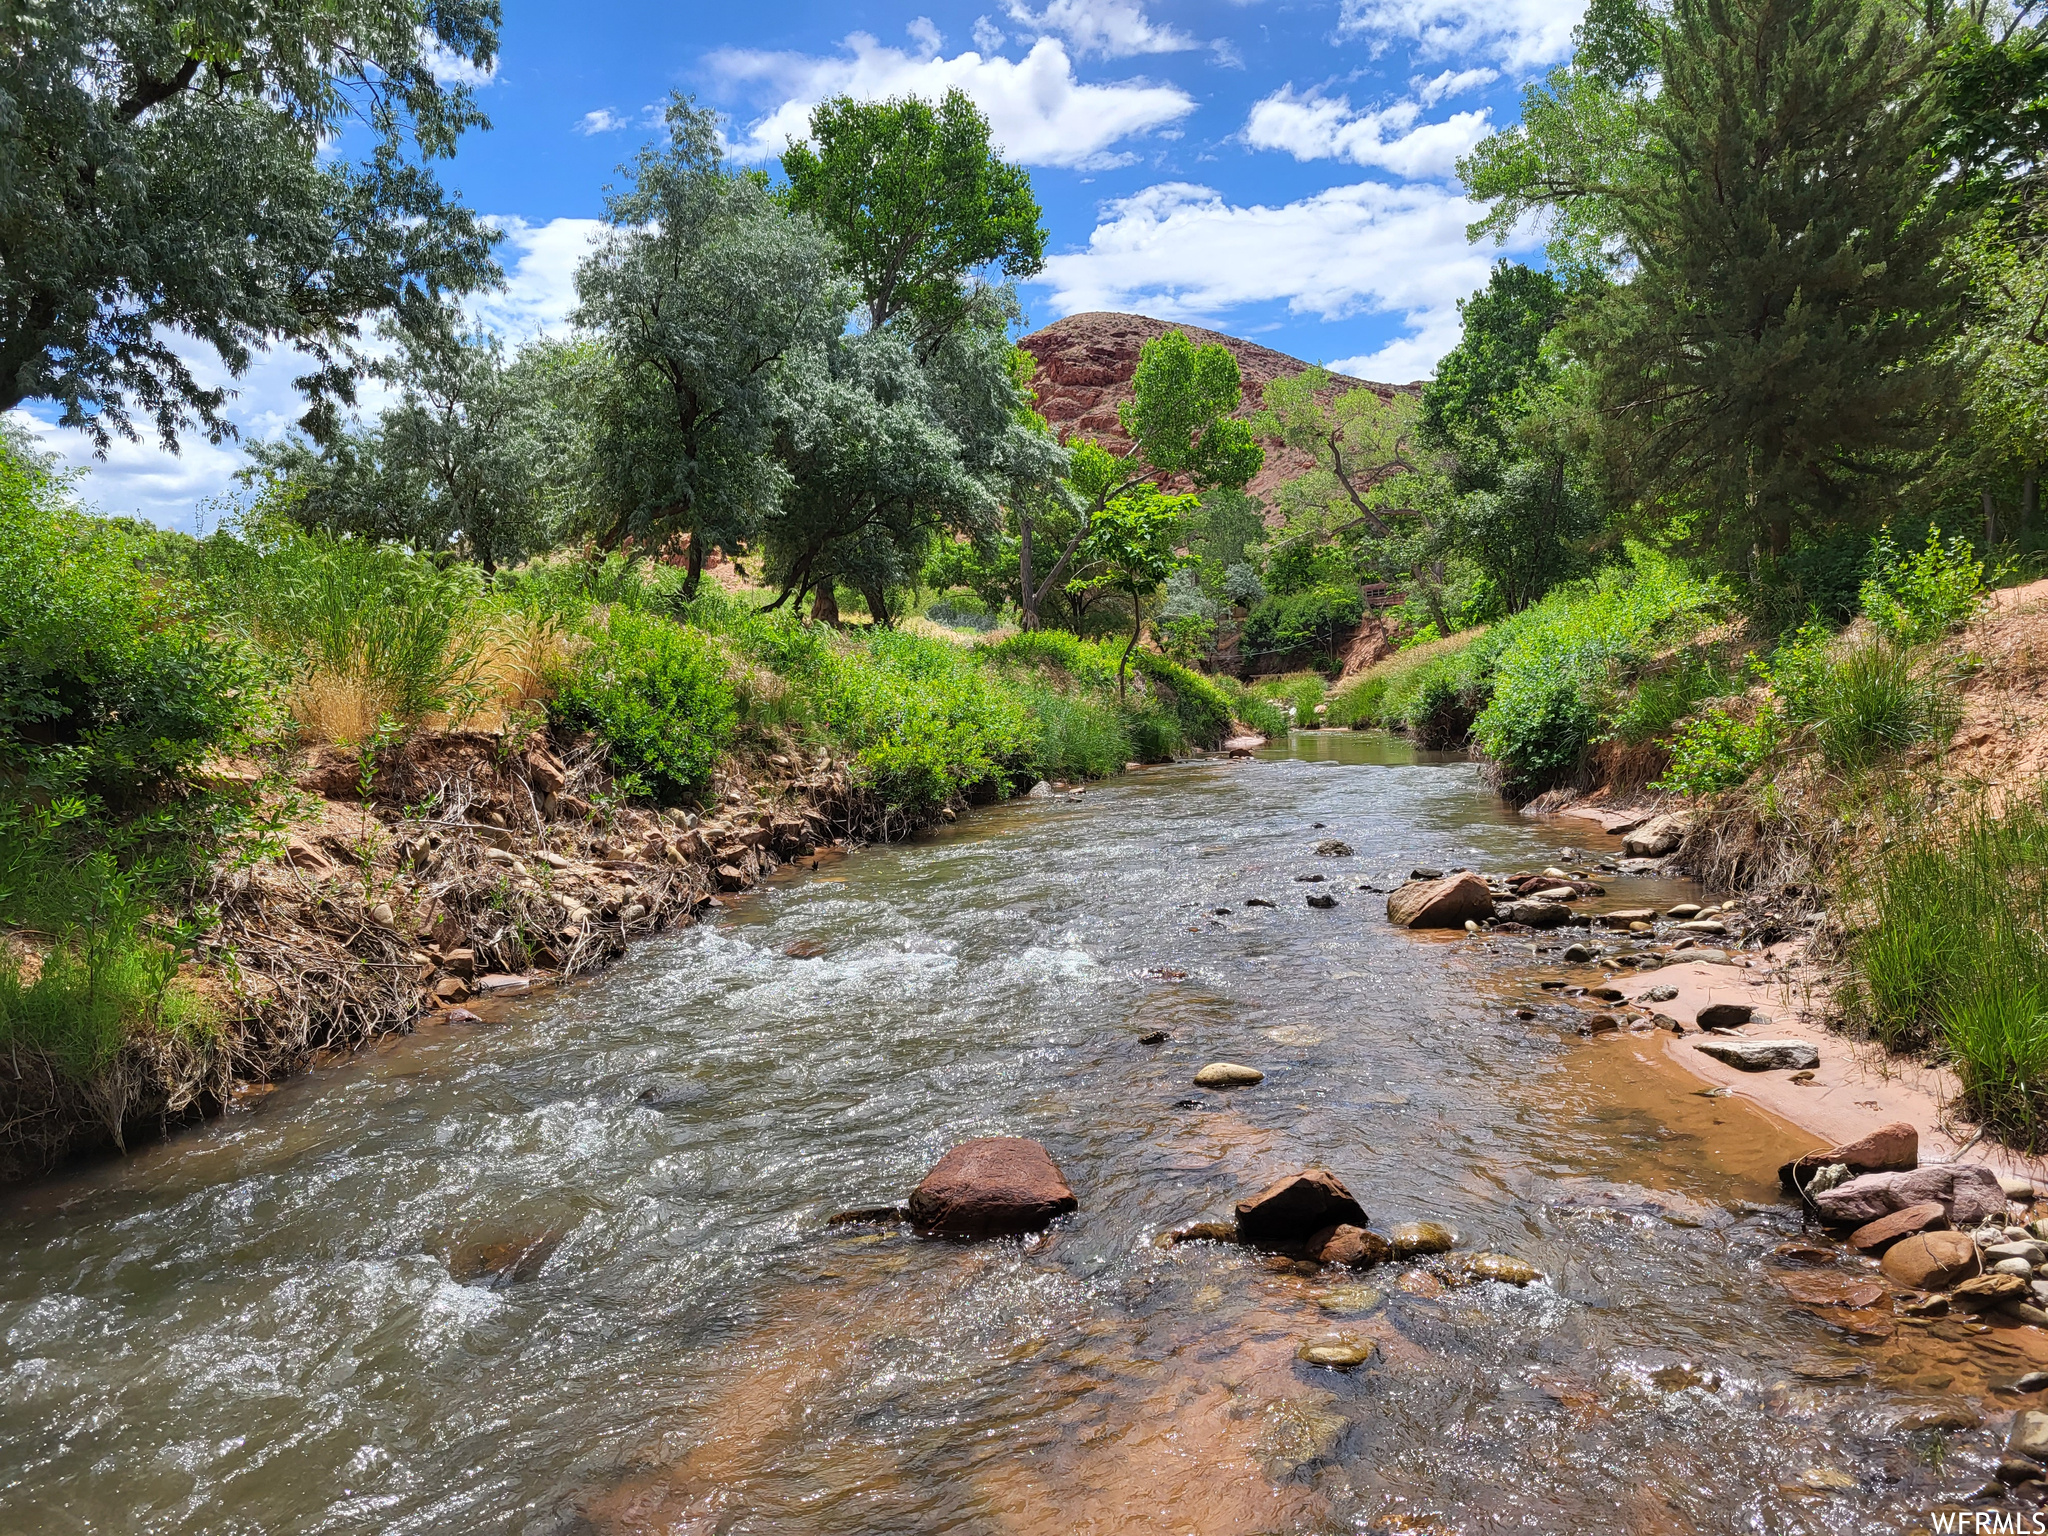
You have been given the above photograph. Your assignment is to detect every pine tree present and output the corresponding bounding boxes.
[1578,0,1966,555]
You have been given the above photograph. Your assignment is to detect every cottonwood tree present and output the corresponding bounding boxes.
[1069,489,1193,700]
[1022,330,1262,630]
[574,97,846,594]
[1,0,502,449]
[781,89,1046,340]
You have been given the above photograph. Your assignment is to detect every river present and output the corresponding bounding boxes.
[0,733,2026,1533]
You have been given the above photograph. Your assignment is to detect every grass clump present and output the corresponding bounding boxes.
[1844,795,2048,1147]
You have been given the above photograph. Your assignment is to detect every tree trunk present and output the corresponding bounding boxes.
[1120,593,1142,706]
[1019,514,1036,631]
[863,583,891,629]
[682,534,705,599]
[1985,488,2001,548]
[2024,475,2039,541]
[810,582,840,625]
[1766,511,1791,558]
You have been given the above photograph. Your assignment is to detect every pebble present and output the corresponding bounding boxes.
[1193,1062,1264,1088]
[1561,944,1593,963]
[1305,893,1337,909]
[1389,1220,1455,1257]
[1447,1252,1541,1286]
[1137,1030,1168,1045]
[1316,1284,1384,1314]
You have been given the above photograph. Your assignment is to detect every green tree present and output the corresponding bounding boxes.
[1069,488,1193,700]
[1022,331,1262,630]
[1575,0,1967,556]
[1,0,502,448]
[1417,262,1571,471]
[246,315,570,570]
[574,97,847,594]
[781,89,1046,339]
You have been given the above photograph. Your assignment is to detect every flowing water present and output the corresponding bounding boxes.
[0,734,2034,1534]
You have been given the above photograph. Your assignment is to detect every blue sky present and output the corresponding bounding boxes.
[15,0,1581,529]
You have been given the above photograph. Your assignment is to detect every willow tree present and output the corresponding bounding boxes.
[574,97,847,593]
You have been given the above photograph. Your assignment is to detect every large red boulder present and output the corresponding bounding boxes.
[1387,873,1496,929]
[1813,1162,2008,1227]
[1235,1169,1368,1245]
[906,1138,1077,1237]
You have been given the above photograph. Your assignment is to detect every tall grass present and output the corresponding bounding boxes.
[1327,629,1488,736]
[1806,644,1952,769]
[1846,794,2048,1146]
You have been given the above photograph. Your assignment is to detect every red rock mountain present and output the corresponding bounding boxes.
[1016,311,1415,500]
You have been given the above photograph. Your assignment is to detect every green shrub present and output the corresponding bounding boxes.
[1860,525,1985,644]
[1610,650,1738,745]
[0,800,214,1079]
[1471,549,1723,795]
[1250,670,1327,725]
[1130,651,1232,748]
[1408,672,1473,748]
[1845,795,2048,1144]
[1,450,255,803]
[1127,710,1185,763]
[550,609,737,803]
[1653,704,1781,795]
[1325,629,1488,731]
[1212,676,1289,738]
[1239,585,1364,667]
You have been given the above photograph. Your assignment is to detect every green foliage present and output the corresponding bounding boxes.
[0,0,502,446]
[1118,331,1264,491]
[1072,487,1192,697]
[202,529,485,731]
[1470,549,1723,793]
[573,97,847,575]
[1326,631,1490,732]
[1212,676,1290,738]
[1240,586,1367,667]
[1610,650,1738,744]
[1572,0,1965,556]
[549,609,737,803]
[0,449,255,803]
[780,89,1046,338]
[1249,671,1329,725]
[1130,651,1233,747]
[1653,703,1781,794]
[1844,795,2048,1144]
[0,803,212,1079]
[1022,688,1132,781]
[1860,526,1987,644]
[1809,644,1951,770]
[1418,262,1571,456]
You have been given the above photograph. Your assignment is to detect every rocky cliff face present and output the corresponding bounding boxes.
[1016,311,1414,501]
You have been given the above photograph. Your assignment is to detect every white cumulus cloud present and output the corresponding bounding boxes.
[1003,0,1197,58]
[578,108,629,135]
[1338,0,1585,71]
[710,33,1195,169]
[1413,66,1499,105]
[1035,179,1532,380]
[1243,85,1490,179]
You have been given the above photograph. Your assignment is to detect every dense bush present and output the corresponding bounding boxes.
[1326,630,1488,733]
[1860,526,1986,645]
[1,451,255,803]
[1130,651,1233,747]
[1470,550,1723,795]
[1238,585,1364,667]
[549,609,738,803]
[1653,703,1781,795]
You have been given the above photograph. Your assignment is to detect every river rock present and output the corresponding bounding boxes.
[906,1137,1078,1236]
[1622,813,1691,857]
[1987,1240,2046,1267]
[476,973,531,997]
[1194,1062,1265,1088]
[1780,1122,1919,1190]
[1692,1038,1818,1071]
[1818,1163,2009,1227]
[1849,1203,1950,1254]
[1314,839,1353,857]
[1305,892,1337,909]
[1387,872,1496,929]
[1447,1252,1541,1286]
[1956,1272,2032,1310]
[1296,1336,1377,1369]
[1595,909,1658,929]
[1161,1220,1239,1246]
[1236,1169,1368,1245]
[1310,1224,1393,1269]
[1695,1002,1754,1030]
[1880,1230,1983,1290]
[2015,1411,2048,1462]
[1499,900,1571,928]
[1389,1220,1454,1257]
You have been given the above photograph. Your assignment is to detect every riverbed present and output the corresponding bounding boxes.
[0,733,2027,1532]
